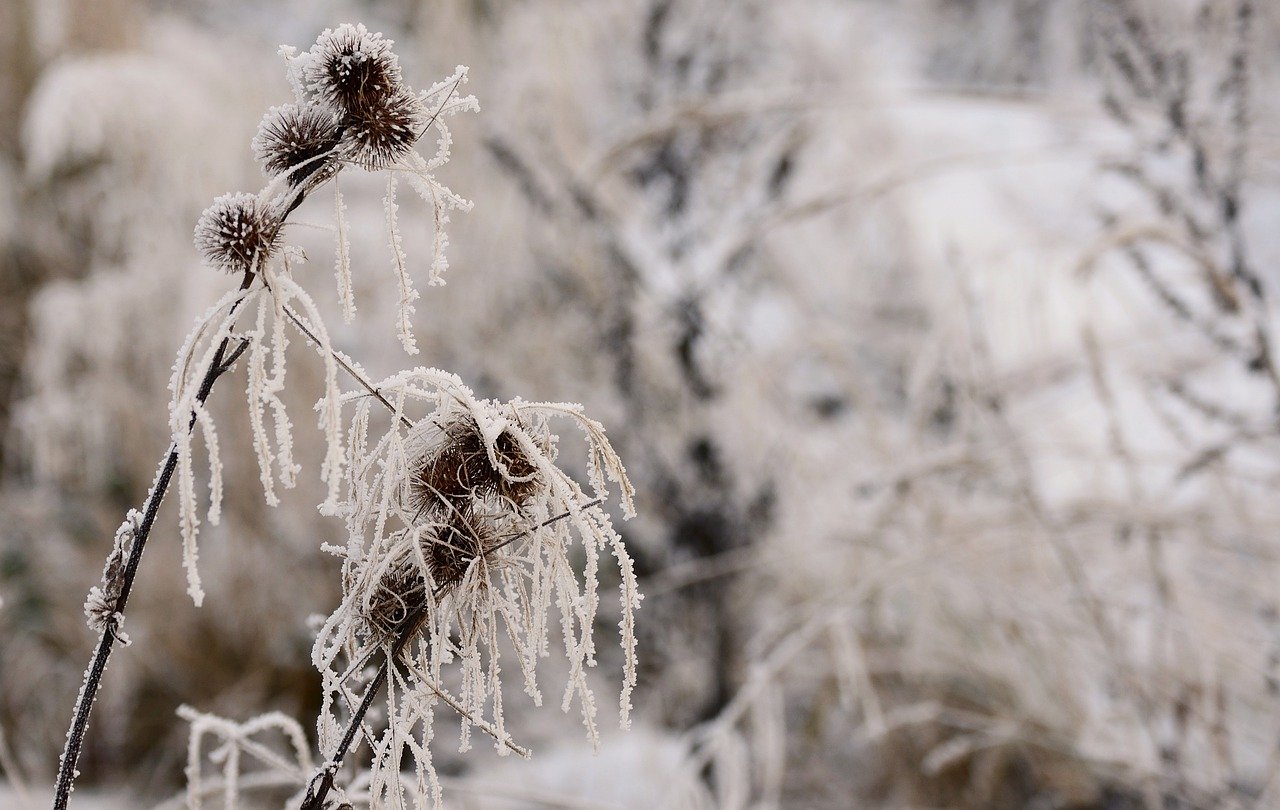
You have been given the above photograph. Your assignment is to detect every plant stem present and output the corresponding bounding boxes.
[53,278,253,810]
[299,606,422,810]
[279,303,412,430]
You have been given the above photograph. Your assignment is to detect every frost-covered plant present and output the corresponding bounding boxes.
[50,23,633,810]
[293,370,639,807]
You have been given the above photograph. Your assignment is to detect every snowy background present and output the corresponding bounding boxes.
[4,0,1280,807]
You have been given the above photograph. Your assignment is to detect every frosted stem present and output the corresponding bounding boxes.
[53,277,253,810]
[280,302,413,430]
[299,610,418,810]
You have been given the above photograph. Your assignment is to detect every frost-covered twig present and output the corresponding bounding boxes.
[54,278,252,810]
[299,610,415,810]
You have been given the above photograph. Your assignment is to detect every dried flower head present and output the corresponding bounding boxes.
[357,508,501,644]
[341,90,425,170]
[193,192,282,275]
[310,370,638,803]
[357,548,428,645]
[305,23,404,117]
[252,103,343,188]
[407,413,544,513]
[419,504,503,590]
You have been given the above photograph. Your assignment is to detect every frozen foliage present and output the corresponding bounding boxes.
[81,511,141,643]
[305,370,638,807]
[18,1,1280,808]
[178,706,316,809]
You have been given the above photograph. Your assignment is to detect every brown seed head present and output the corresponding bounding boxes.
[359,555,428,644]
[359,509,500,643]
[253,103,342,188]
[407,414,544,514]
[341,90,424,171]
[193,192,281,275]
[305,23,404,118]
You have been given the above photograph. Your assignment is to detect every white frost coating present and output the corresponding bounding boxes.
[168,287,249,607]
[179,705,314,809]
[384,175,419,354]
[271,274,345,511]
[193,403,223,527]
[245,297,280,507]
[333,182,355,323]
[177,422,204,607]
[307,370,639,803]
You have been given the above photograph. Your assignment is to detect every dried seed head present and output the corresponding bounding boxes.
[305,23,404,117]
[422,506,501,591]
[359,510,500,643]
[193,192,282,275]
[407,414,544,514]
[359,555,428,644]
[341,90,424,170]
[252,103,342,188]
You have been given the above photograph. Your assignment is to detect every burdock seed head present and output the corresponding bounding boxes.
[193,192,282,275]
[359,510,500,643]
[421,505,502,591]
[305,23,405,118]
[407,414,544,514]
[358,553,428,644]
[341,90,424,171]
[253,103,343,188]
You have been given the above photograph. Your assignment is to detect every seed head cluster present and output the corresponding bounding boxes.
[197,23,431,274]
[303,23,424,172]
[193,192,282,276]
[354,414,544,644]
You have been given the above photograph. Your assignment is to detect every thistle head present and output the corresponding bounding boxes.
[357,507,505,644]
[193,192,281,275]
[252,103,342,188]
[405,412,544,515]
[341,90,424,170]
[304,23,404,118]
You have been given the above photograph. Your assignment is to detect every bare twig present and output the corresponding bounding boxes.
[279,302,413,430]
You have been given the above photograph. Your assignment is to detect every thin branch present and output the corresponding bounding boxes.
[54,275,254,810]
[279,303,413,430]
[298,608,420,810]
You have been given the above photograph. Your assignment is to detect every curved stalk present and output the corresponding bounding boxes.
[53,276,253,810]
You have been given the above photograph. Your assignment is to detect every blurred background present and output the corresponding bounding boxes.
[3,0,1280,807]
